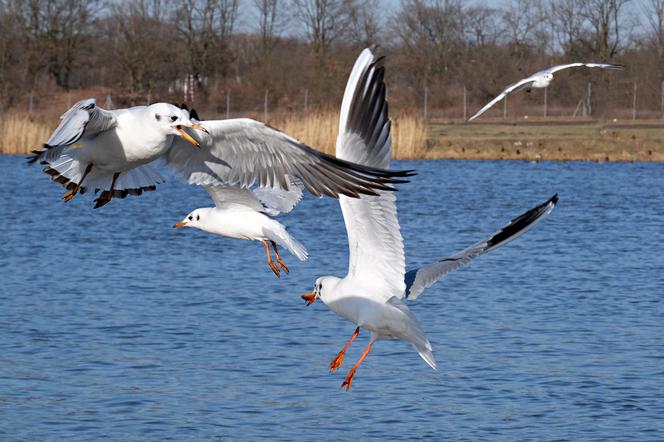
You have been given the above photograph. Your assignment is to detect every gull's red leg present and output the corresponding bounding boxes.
[94,172,120,208]
[64,163,93,202]
[341,339,374,391]
[329,327,360,372]
[262,239,280,277]
[270,240,289,274]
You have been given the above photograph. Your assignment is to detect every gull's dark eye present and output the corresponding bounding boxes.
[196,214,200,221]
[170,115,178,122]
[188,215,193,221]
[155,114,161,121]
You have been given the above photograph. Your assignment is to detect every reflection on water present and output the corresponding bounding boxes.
[1,157,663,440]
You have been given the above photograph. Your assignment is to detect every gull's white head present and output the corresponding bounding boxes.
[148,103,201,147]
[301,276,339,306]
[173,208,211,230]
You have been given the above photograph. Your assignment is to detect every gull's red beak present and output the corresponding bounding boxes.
[301,292,316,306]
[173,221,187,228]
[177,126,200,148]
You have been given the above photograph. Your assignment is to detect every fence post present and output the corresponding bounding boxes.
[226,92,230,119]
[264,89,269,121]
[28,92,33,115]
[503,95,507,120]
[661,81,664,119]
[304,88,308,113]
[463,85,467,121]
[632,82,637,120]
[543,87,548,118]
[423,86,428,121]
[586,82,592,117]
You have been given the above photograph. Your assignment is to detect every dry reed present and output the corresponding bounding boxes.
[0,114,53,154]
[270,110,429,160]
[0,110,429,159]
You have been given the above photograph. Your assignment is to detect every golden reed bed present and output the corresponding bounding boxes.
[0,111,428,160]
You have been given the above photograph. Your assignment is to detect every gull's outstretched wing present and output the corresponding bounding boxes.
[468,77,536,122]
[337,48,406,302]
[203,182,302,216]
[252,183,303,215]
[404,194,558,300]
[28,98,117,164]
[164,117,414,199]
[544,62,625,75]
[203,184,265,212]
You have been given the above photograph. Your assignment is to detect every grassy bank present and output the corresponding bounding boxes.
[426,119,664,162]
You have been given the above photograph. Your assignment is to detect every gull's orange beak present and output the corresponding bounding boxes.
[173,221,187,228]
[301,292,316,306]
[177,126,200,148]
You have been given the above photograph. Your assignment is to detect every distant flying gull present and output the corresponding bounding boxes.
[28,101,414,208]
[173,183,307,277]
[468,62,625,122]
[301,48,558,390]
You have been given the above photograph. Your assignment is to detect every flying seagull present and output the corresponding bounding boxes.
[468,62,625,122]
[173,182,307,277]
[301,48,558,390]
[28,100,414,208]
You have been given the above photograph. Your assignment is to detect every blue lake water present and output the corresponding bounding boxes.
[0,156,663,441]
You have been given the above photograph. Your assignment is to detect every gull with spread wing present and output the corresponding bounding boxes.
[28,100,413,208]
[301,48,558,390]
[468,62,624,122]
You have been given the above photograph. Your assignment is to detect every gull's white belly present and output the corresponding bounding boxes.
[79,117,172,171]
[532,77,551,88]
[326,295,409,339]
[204,209,271,241]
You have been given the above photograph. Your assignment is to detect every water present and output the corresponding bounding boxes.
[1,156,663,441]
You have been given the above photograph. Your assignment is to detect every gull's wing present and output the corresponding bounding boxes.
[252,183,303,215]
[468,77,536,122]
[28,98,118,164]
[203,184,265,212]
[337,48,406,301]
[404,194,558,300]
[204,182,302,216]
[544,62,625,75]
[164,117,414,198]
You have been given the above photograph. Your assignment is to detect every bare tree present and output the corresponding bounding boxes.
[347,0,382,47]
[254,0,281,55]
[292,0,353,54]
[580,0,631,60]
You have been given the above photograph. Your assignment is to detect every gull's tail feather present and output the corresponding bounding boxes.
[82,164,165,197]
[36,145,164,202]
[262,221,308,261]
[387,297,437,370]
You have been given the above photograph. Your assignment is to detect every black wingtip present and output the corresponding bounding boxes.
[190,108,200,121]
[550,193,559,205]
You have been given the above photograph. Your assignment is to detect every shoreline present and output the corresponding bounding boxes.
[3,119,664,163]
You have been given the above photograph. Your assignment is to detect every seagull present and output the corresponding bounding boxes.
[28,101,204,208]
[173,183,307,277]
[29,99,414,208]
[468,62,625,122]
[300,48,558,390]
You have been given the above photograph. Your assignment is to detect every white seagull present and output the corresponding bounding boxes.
[468,62,625,122]
[301,48,558,390]
[173,183,307,277]
[29,100,413,208]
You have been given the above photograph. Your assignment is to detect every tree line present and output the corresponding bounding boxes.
[0,0,662,119]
